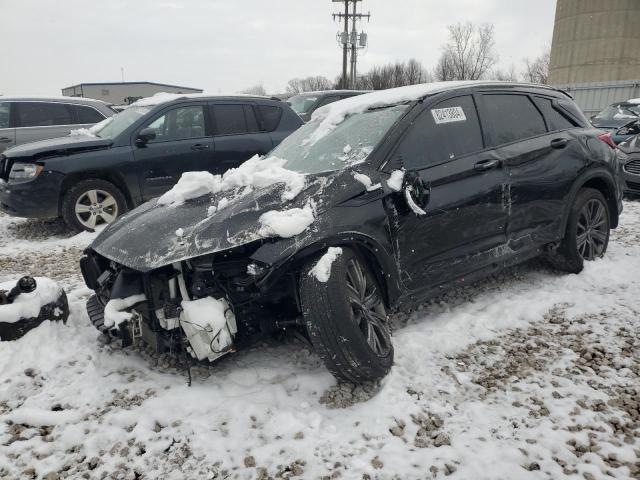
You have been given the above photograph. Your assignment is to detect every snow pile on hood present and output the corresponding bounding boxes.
[69,116,114,137]
[309,247,342,282]
[258,203,315,238]
[0,277,63,324]
[158,155,306,206]
[386,169,405,192]
[352,172,381,192]
[306,81,482,145]
[103,294,146,328]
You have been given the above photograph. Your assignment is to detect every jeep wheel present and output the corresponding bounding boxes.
[300,247,393,384]
[62,179,127,232]
[547,188,610,273]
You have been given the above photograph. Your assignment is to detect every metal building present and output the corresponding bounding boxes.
[549,0,640,85]
[61,81,203,106]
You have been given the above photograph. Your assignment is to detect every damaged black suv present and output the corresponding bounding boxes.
[81,81,623,384]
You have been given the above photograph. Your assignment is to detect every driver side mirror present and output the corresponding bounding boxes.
[136,128,156,146]
[403,171,430,215]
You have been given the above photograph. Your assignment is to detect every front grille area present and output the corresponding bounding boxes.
[626,180,640,192]
[624,159,640,176]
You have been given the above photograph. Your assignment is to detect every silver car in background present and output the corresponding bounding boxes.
[0,97,115,153]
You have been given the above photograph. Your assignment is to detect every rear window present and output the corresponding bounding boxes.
[211,104,247,135]
[534,97,577,131]
[258,105,282,131]
[398,95,484,169]
[482,94,546,146]
[74,105,105,124]
[15,102,73,127]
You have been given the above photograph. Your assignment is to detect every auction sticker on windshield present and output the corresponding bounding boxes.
[431,106,466,124]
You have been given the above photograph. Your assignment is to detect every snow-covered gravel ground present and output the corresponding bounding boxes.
[0,201,639,480]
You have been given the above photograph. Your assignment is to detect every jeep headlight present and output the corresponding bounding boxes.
[9,163,44,183]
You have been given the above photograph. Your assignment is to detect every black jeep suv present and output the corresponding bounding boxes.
[0,94,302,230]
[81,81,623,383]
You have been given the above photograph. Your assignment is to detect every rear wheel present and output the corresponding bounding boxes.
[547,188,610,273]
[62,179,127,232]
[300,247,393,383]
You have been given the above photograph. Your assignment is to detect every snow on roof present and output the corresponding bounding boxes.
[628,98,640,104]
[131,92,272,107]
[305,81,495,145]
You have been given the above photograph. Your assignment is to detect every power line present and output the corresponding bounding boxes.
[332,0,370,89]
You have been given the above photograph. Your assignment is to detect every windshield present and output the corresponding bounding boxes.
[594,103,640,122]
[94,106,153,139]
[271,105,408,175]
[287,94,320,114]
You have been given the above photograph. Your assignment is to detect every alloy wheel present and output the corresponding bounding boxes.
[576,198,608,261]
[75,189,118,229]
[344,258,391,357]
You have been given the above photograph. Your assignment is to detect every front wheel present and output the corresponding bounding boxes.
[547,188,610,273]
[61,179,127,232]
[300,247,393,384]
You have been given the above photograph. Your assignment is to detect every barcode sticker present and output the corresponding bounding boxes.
[431,106,466,124]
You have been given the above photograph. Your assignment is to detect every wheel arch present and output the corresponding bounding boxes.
[58,171,134,216]
[562,169,620,232]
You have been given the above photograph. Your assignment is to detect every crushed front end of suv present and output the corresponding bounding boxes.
[81,81,623,383]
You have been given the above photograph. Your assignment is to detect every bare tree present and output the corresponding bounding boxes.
[352,59,431,90]
[239,84,267,96]
[489,64,519,82]
[522,48,550,84]
[286,76,332,95]
[434,22,498,81]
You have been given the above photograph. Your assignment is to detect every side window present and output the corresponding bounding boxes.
[258,105,282,131]
[397,95,484,170]
[74,105,105,124]
[244,105,260,132]
[144,105,205,142]
[0,102,10,128]
[15,102,73,127]
[533,97,577,131]
[211,104,247,135]
[482,94,546,146]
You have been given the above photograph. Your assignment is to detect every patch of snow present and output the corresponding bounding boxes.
[0,277,62,325]
[387,169,405,192]
[175,228,184,238]
[628,98,640,104]
[103,294,146,328]
[342,144,352,154]
[158,155,306,207]
[180,296,232,351]
[69,116,114,137]
[309,247,342,282]
[307,81,486,145]
[258,203,315,238]
[352,172,381,192]
[404,188,427,215]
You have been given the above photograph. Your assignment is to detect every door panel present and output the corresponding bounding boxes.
[392,153,508,291]
[387,94,509,292]
[134,104,214,201]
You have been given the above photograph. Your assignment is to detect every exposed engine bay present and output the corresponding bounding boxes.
[80,244,302,368]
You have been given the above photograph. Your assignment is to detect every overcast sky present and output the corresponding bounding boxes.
[1,0,557,96]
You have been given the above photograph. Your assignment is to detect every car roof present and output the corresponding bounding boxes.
[130,92,281,108]
[292,90,369,97]
[0,96,110,106]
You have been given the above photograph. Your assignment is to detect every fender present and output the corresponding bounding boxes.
[250,230,403,308]
[561,167,620,233]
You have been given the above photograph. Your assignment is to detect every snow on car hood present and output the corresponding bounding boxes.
[90,167,367,272]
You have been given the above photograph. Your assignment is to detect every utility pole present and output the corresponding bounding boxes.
[332,0,370,89]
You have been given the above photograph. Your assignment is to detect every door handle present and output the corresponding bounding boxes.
[550,138,569,149]
[474,159,500,171]
[0,137,12,143]
[191,143,210,151]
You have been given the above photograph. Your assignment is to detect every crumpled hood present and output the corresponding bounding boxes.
[591,118,636,131]
[90,168,371,271]
[5,135,112,159]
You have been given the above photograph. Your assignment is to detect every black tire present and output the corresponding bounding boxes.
[300,247,393,384]
[546,188,610,273]
[86,294,108,334]
[61,178,127,232]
